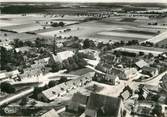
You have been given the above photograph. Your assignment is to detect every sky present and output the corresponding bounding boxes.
[1,0,167,3]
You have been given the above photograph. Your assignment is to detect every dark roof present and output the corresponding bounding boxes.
[142,66,157,72]
[71,92,88,105]
[86,93,121,117]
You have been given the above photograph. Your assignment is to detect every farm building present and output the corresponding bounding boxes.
[85,93,125,117]
[66,92,89,113]
[114,46,167,56]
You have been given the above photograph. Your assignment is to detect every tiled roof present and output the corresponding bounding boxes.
[42,72,94,101]
[51,51,74,63]
[85,93,121,117]
[41,109,59,117]
[135,60,149,69]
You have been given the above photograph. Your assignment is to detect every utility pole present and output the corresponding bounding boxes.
[53,35,57,55]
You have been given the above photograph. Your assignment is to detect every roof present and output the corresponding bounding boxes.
[135,60,149,69]
[41,109,59,117]
[85,93,122,117]
[50,50,74,63]
[15,46,32,53]
[105,74,118,81]
[114,46,167,56]
[0,73,6,80]
[142,66,157,72]
[79,49,97,54]
[71,92,88,105]
[143,84,159,92]
[42,72,94,101]
[120,90,130,100]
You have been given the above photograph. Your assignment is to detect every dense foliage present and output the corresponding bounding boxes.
[1,5,46,14]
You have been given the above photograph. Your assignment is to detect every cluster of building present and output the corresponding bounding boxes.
[38,72,94,102]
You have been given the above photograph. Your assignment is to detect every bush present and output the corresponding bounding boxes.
[0,82,16,93]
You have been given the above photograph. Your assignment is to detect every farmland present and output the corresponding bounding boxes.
[54,20,157,42]
[0,12,167,44]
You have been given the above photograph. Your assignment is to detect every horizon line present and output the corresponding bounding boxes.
[1,1,167,3]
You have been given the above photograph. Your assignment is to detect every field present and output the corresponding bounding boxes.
[0,14,88,33]
[54,20,157,42]
[1,14,166,43]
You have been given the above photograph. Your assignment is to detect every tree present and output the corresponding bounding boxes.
[59,22,65,27]
[83,39,96,49]
[1,47,8,70]
[148,53,154,59]
[35,37,42,47]
[19,97,29,106]
[51,62,63,72]
[152,104,162,117]
[51,22,59,27]
[24,40,33,47]
[32,87,44,99]
[48,80,59,88]
[12,38,24,48]
[0,82,16,93]
[59,76,68,83]
[139,51,144,56]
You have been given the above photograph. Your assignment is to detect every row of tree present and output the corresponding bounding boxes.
[1,47,25,71]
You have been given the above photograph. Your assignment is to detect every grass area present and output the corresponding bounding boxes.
[157,39,167,47]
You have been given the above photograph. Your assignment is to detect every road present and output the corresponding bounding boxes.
[129,70,167,90]
[0,88,34,106]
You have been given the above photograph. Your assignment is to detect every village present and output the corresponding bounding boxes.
[0,2,167,117]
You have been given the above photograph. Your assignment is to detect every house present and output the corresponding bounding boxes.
[160,74,167,92]
[142,66,158,77]
[66,92,89,113]
[49,50,74,64]
[0,71,7,81]
[105,74,120,85]
[79,49,98,60]
[85,93,125,117]
[138,84,150,99]
[135,60,149,69]
[94,73,120,85]
[34,57,50,65]
[40,109,60,117]
[143,84,160,93]
[120,85,133,100]
[39,72,94,102]
[120,90,131,100]
[158,94,167,105]
[132,102,154,117]
[111,68,137,80]
[15,46,32,53]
